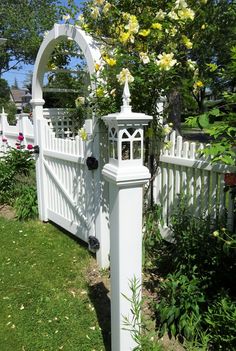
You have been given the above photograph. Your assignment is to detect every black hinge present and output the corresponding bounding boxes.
[88,236,100,252]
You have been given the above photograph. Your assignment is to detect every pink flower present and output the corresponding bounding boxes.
[17,133,24,141]
[16,145,21,149]
[2,136,7,142]
[27,144,33,150]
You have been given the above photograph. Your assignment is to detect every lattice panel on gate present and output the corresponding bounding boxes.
[43,108,78,139]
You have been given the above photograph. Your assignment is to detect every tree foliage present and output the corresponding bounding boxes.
[0,0,65,75]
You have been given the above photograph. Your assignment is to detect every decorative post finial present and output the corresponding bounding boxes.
[121,78,132,114]
[1,107,5,114]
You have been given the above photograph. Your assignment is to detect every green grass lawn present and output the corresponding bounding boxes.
[0,216,106,351]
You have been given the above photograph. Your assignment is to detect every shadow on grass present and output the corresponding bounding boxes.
[88,282,111,351]
[47,221,111,350]
[47,220,90,249]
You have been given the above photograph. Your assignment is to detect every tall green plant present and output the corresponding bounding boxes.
[156,271,205,340]
[123,277,164,351]
[14,186,38,220]
[205,294,236,351]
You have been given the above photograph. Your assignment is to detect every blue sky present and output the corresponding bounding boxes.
[2,0,83,89]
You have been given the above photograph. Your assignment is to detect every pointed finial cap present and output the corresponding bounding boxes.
[121,78,132,114]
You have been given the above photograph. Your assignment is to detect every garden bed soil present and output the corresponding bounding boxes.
[0,205,16,220]
[86,260,185,351]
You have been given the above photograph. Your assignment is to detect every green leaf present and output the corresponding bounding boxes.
[198,114,210,129]
[209,108,220,116]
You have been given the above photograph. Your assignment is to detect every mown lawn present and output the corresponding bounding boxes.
[0,216,106,351]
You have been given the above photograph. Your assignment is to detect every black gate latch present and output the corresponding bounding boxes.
[86,156,98,170]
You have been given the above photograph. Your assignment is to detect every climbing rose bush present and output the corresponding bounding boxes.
[74,0,208,120]
[61,0,209,159]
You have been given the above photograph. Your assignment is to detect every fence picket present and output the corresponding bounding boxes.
[156,131,236,237]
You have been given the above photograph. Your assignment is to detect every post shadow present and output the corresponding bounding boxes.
[87,281,111,351]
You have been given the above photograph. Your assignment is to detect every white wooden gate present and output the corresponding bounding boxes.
[31,24,110,268]
[39,116,95,242]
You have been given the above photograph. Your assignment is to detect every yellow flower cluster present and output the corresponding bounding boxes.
[155,52,177,71]
[139,29,150,37]
[193,80,204,89]
[182,35,193,49]
[119,14,139,44]
[91,0,111,18]
[117,68,134,85]
[119,32,131,43]
[103,55,117,66]
[151,22,162,30]
[125,15,139,34]
[103,2,111,15]
[79,128,88,141]
[167,0,195,22]
[155,9,166,20]
[178,7,195,21]
[91,7,100,19]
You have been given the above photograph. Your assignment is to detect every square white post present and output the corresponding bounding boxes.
[102,80,152,350]
[31,98,48,221]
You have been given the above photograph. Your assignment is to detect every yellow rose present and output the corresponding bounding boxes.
[103,2,111,15]
[96,87,105,97]
[194,80,204,89]
[178,8,195,21]
[79,128,88,141]
[104,57,117,66]
[182,35,193,49]
[151,22,162,30]
[117,68,134,85]
[139,29,150,37]
[155,52,177,71]
[119,31,130,43]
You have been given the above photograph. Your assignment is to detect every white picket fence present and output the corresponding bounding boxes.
[0,109,34,152]
[154,131,236,238]
[1,109,235,234]
[0,108,79,153]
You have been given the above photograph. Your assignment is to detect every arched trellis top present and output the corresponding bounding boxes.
[32,23,101,101]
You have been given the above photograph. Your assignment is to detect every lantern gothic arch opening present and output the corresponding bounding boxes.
[31,24,110,268]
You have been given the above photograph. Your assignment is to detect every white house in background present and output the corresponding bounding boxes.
[10,89,32,113]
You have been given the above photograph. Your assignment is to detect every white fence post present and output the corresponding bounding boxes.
[31,98,48,221]
[0,108,9,152]
[102,81,152,351]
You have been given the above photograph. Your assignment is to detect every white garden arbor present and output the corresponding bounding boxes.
[31,24,110,268]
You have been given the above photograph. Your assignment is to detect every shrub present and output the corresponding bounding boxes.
[0,160,15,204]
[205,294,236,351]
[0,148,37,220]
[14,186,38,220]
[4,148,34,176]
[169,196,236,295]
[144,198,236,347]
[155,271,205,340]
[143,205,162,267]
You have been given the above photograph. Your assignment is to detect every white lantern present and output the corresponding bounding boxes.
[103,80,152,170]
